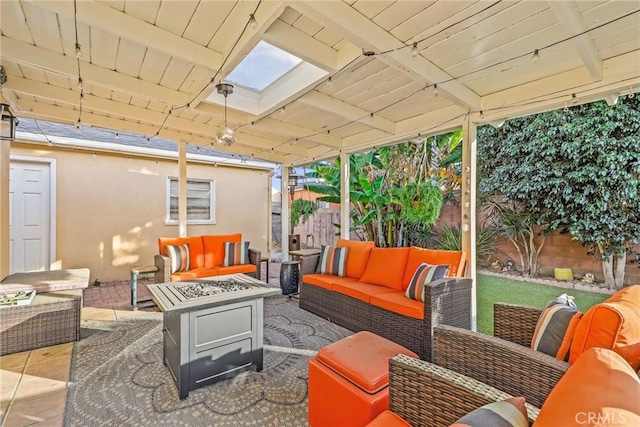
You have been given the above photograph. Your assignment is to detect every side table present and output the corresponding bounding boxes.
[130,265,158,311]
[289,248,322,279]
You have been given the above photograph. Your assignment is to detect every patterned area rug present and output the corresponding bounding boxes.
[64,296,351,426]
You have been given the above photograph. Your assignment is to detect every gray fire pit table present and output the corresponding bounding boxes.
[147,274,280,399]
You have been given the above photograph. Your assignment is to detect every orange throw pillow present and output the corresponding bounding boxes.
[359,247,410,290]
[336,239,374,279]
[535,348,640,427]
[569,285,640,370]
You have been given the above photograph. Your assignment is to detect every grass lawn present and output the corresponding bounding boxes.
[476,273,609,335]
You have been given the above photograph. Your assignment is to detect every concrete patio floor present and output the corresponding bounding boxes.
[0,260,284,427]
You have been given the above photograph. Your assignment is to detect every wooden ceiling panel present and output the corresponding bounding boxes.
[183,1,233,46]
[110,91,131,105]
[0,1,34,43]
[179,66,212,94]
[279,7,302,25]
[147,100,169,114]
[96,0,125,13]
[372,1,433,32]
[323,59,387,94]
[336,68,410,103]
[391,1,477,43]
[291,15,323,37]
[123,0,160,24]
[600,38,640,61]
[355,80,424,114]
[159,58,195,91]
[89,85,112,99]
[139,50,172,85]
[351,0,395,19]
[115,39,147,78]
[155,1,198,37]
[207,1,256,54]
[21,2,63,53]
[129,97,150,109]
[582,0,640,29]
[314,28,343,48]
[45,73,72,90]
[3,62,24,78]
[591,16,640,58]
[19,65,48,83]
[89,28,119,70]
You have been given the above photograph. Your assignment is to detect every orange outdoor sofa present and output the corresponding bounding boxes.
[299,239,470,360]
[154,233,261,283]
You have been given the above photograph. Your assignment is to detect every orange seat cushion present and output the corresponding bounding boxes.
[370,292,424,320]
[337,239,375,279]
[316,331,418,393]
[569,285,640,369]
[214,264,256,276]
[302,274,334,290]
[202,233,242,268]
[535,348,640,427]
[359,248,410,290]
[170,267,218,281]
[158,236,205,268]
[402,247,466,289]
[332,280,397,303]
[366,411,411,427]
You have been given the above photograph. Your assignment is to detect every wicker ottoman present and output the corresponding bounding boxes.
[0,289,82,356]
[308,331,418,427]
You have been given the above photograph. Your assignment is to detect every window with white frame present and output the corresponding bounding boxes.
[166,177,215,224]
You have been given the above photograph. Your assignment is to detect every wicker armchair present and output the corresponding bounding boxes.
[387,354,540,426]
[431,303,569,409]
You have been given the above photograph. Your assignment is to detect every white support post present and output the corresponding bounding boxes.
[281,165,290,261]
[178,141,187,237]
[461,116,478,331]
[340,152,350,239]
[0,141,10,278]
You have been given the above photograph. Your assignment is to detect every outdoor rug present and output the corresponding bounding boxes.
[64,296,352,426]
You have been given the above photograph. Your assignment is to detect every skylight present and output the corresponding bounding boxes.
[226,41,303,92]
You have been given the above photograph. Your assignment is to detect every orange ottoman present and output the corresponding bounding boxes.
[308,331,418,427]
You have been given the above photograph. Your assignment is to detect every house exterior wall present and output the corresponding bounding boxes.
[10,143,271,282]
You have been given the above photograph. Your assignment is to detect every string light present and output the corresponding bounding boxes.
[280,106,286,114]
[74,43,82,58]
[77,77,83,90]
[531,49,539,63]
[369,113,374,121]
[564,102,569,112]
[433,84,439,97]
[327,76,332,87]
[571,93,578,104]
[629,87,635,98]
[249,13,258,29]
[75,118,81,129]
[115,133,119,140]
[479,110,485,119]
[410,42,419,57]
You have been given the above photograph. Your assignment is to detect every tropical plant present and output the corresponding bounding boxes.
[434,222,498,266]
[290,199,318,233]
[478,95,640,288]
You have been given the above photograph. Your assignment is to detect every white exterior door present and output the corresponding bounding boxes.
[9,160,52,273]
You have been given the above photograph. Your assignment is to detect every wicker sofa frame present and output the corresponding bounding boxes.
[431,303,569,409]
[299,277,472,361]
[387,353,539,426]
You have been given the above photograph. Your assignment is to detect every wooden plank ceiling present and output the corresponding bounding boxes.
[1,0,639,165]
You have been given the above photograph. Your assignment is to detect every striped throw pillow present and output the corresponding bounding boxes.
[319,245,348,277]
[223,241,250,266]
[531,294,583,361]
[451,397,529,427]
[164,244,190,273]
[405,263,449,301]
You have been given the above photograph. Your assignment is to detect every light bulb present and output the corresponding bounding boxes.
[531,49,539,63]
[479,110,485,119]
[433,84,439,97]
[280,106,286,115]
[77,77,83,90]
[327,77,332,87]
[411,42,418,57]
[75,119,81,129]
[249,14,258,29]
[75,43,82,58]
[369,113,374,121]
[115,133,119,140]
[572,93,578,104]
[216,124,236,146]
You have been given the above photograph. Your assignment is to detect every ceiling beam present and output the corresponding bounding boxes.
[286,1,481,111]
[23,0,223,70]
[1,36,187,106]
[298,91,395,134]
[548,0,603,81]
[15,99,288,163]
[252,117,343,148]
[481,50,640,122]
[263,19,339,71]
[8,75,310,157]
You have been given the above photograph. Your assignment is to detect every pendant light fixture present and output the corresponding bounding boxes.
[215,83,236,146]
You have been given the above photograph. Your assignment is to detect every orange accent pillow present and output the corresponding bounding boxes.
[535,348,640,427]
[359,247,410,290]
[202,233,241,268]
[402,247,465,289]
[569,285,640,370]
[337,239,375,279]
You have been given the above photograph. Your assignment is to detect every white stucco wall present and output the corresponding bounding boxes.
[10,142,272,281]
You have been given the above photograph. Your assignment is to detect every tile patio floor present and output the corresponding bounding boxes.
[0,262,283,427]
